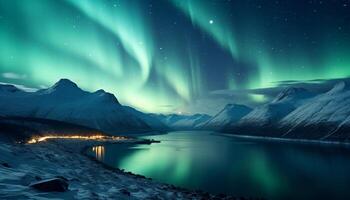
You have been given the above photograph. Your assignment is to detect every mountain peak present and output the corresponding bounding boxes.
[221,103,252,116]
[273,87,311,103]
[94,89,106,94]
[0,84,21,93]
[224,103,250,110]
[53,79,78,89]
[92,89,120,104]
[327,82,347,95]
[38,79,84,97]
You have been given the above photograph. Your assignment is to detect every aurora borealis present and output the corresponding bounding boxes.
[0,0,350,114]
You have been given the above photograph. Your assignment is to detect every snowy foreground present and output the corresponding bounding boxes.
[0,139,250,200]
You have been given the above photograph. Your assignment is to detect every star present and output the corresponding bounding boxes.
[209,20,214,24]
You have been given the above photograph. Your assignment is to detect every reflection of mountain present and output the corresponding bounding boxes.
[0,79,164,135]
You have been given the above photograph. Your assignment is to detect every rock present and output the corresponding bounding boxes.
[30,178,68,192]
[2,162,11,168]
[21,174,38,185]
[54,175,69,181]
[119,188,131,196]
[216,193,227,198]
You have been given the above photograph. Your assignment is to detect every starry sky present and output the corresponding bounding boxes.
[0,0,350,114]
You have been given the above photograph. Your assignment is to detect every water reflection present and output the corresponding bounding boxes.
[92,146,105,161]
[88,131,350,200]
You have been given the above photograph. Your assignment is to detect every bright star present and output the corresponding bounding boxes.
[209,20,214,24]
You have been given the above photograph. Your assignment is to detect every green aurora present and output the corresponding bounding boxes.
[0,0,349,113]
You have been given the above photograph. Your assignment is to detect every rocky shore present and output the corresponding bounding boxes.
[0,138,260,200]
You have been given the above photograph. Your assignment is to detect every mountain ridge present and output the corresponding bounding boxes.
[0,79,162,135]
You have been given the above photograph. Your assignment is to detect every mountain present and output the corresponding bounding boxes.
[279,82,350,140]
[0,84,23,94]
[237,87,314,126]
[220,82,350,141]
[155,113,212,130]
[0,116,103,142]
[4,79,350,141]
[222,87,316,136]
[123,106,168,130]
[272,87,314,103]
[0,79,164,134]
[200,104,252,129]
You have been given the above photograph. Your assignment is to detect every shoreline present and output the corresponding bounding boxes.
[0,137,248,200]
[217,132,350,147]
[79,139,245,199]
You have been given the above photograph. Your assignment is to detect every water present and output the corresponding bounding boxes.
[87,131,350,199]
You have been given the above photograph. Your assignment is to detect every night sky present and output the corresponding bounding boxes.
[0,0,350,114]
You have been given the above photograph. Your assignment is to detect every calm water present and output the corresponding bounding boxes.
[88,131,350,200]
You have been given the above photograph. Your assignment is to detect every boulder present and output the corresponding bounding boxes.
[1,162,11,168]
[119,188,131,196]
[30,177,68,192]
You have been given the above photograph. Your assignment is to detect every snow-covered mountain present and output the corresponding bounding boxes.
[272,87,314,103]
[279,82,350,140]
[155,113,212,130]
[123,106,168,130]
[200,104,252,129]
[219,82,350,141]
[0,79,165,134]
[3,79,350,141]
[236,87,314,127]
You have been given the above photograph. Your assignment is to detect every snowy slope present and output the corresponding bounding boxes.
[200,104,252,129]
[281,82,350,125]
[155,113,212,130]
[0,79,155,134]
[237,87,314,126]
[280,82,350,139]
[219,82,350,140]
[123,106,168,130]
[272,87,314,104]
[0,138,236,199]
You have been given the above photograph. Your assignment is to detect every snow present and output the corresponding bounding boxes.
[237,87,314,126]
[281,82,350,127]
[2,79,350,140]
[155,114,212,129]
[201,104,252,129]
[123,107,168,130]
[0,139,237,199]
[0,79,161,135]
[239,103,295,126]
[272,87,314,103]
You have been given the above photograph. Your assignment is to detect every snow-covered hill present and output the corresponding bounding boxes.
[200,104,252,129]
[123,106,168,130]
[155,113,212,130]
[236,87,314,127]
[0,79,165,134]
[220,83,350,141]
[280,82,350,140]
[3,79,350,140]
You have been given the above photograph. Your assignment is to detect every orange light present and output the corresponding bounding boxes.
[92,146,105,161]
[27,135,126,144]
